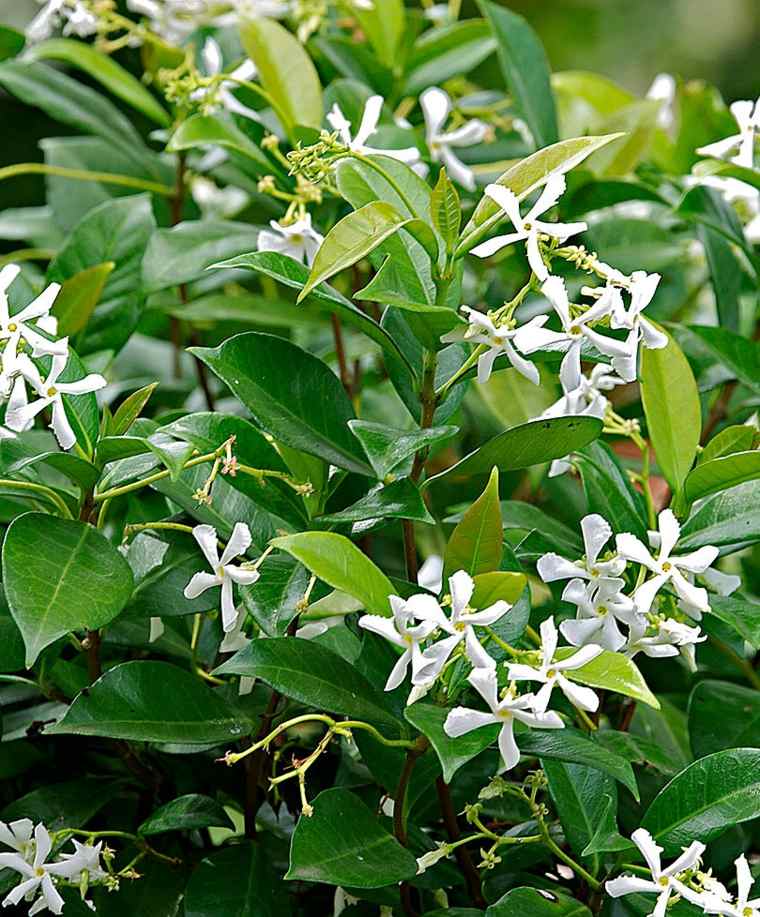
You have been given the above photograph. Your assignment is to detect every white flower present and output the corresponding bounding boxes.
[257,215,324,267]
[415,843,451,875]
[559,577,637,652]
[646,73,676,130]
[191,177,249,220]
[441,306,548,385]
[148,617,164,643]
[507,616,602,713]
[697,98,760,168]
[358,593,441,694]
[0,823,65,915]
[27,0,98,42]
[198,38,261,123]
[6,353,106,451]
[419,87,488,191]
[605,828,706,916]
[327,96,421,164]
[0,266,68,368]
[601,271,668,381]
[184,523,260,632]
[704,854,760,916]
[417,570,511,679]
[542,363,626,422]
[616,509,720,615]
[470,176,587,280]
[516,276,633,391]
[51,840,105,884]
[537,513,626,590]
[625,617,706,669]
[417,554,443,594]
[444,667,563,771]
[0,819,35,859]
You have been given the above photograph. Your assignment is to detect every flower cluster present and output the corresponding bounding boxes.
[607,829,760,917]
[0,265,106,450]
[539,511,731,667]
[0,819,106,915]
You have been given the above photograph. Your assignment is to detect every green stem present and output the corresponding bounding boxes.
[94,450,219,501]
[123,521,195,539]
[539,821,601,890]
[0,479,73,518]
[0,163,174,196]
[435,344,485,400]
[0,248,57,267]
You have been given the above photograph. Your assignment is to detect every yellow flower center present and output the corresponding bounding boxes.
[46,386,57,397]
[497,709,513,721]
[403,635,413,646]
[454,621,467,632]
[570,324,582,335]
[743,907,753,917]
[546,669,557,679]
[590,567,600,577]
[658,876,669,888]
[7,322,16,332]
[662,561,672,572]
[598,605,608,616]
[35,867,45,877]
[216,566,226,578]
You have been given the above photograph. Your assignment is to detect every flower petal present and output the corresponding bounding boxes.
[537,553,586,583]
[184,571,221,600]
[420,86,450,139]
[443,706,498,738]
[220,522,252,565]
[192,524,220,569]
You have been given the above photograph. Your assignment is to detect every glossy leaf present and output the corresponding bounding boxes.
[557,648,659,709]
[444,467,503,578]
[688,680,760,758]
[185,844,289,917]
[2,514,134,666]
[240,554,311,637]
[404,19,497,95]
[706,595,760,648]
[271,532,393,616]
[431,167,462,256]
[191,332,371,475]
[680,481,760,549]
[52,261,113,336]
[286,788,416,887]
[487,887,592,916]
[575,441,648,541]
[699,425,756,464]
[215,638,399,727]
[50,661,250,744]
[320,479,434,525]
[640,328,701,492]
[683,450,760,502]
[543,760,616,865]
[167,113,272,173]
[138,795,234,836]
[349,420,458,480]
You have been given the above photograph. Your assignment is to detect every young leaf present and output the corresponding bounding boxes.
[557,648,659,709]
[640,328,701,493]
[286,788,417,887]
[444,467,503,578]
[683,451,760,503]
[431,168,461,254]
[478,0,558,149]
[52,261,114,336]
[2,514,134,666]
[109,383,158,436]
[215,637,400,728]
[271,532,393,616]
[350,0,406,69]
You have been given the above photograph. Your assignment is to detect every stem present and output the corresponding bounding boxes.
[0,163,174,196]
[436,776,486,908]
[540,821,600,891]
[123,521,195,539]
[0,479,73,518]
[330,313,352,395]
[0,248,56,267]
[396,746,426,917]
[94,449,220,501]
[434,344,485,400]
[85,630,101,682]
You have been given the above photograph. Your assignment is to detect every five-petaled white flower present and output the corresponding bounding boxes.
[537,513,626,591]
[184,523,260,632]
[507,616,602,713]
[616,509,720,615]
[605,828,706,916]
[704,854,760,916]
[417,570,511,679]
[0,266,67,368]
[600,271,668,381]
[626,617,706,670]
[444,667,563,771]
[6,353,106,451]
[0,822,66,915]
[697,98,760,168]
[359,593,442,694]
[257,214,324,266]
[516,276,633,391]
[470,176,587,280]
[441,305,548,385]
[560,577,637,652]
[419,87,488,191]
[327,96,421,164]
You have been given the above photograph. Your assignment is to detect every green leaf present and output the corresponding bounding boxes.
[688,680,760,758]
[26,38,170,127]
[271,532,393,616]
[460,133,622,244]
[444,467,503,578]
[2,514,134,666]
[185,844,289,917]
[320,479,434,526]
[142,221,262,293]
[584,100,661,177]
[487,887,592,917]
[705,595,760,649]
[499,502,583,557]
[335,154,432,223]
[52,261,113,336]
[581,793,630,856]
[683,451,760,503]
[49,660,250,744]
[688,325,760,395]
[239,16,322,133]
[431,168,462,254]
[425,416,603,486]
[0,26,23,62]
[575,441,648,541]
[680,481,760,549]
[404,702,498,783]
[349,420,458,480]
[167,113,273,174]
[0,608,24,673]
[213,251,416,379]
[557,648,659,709]
[239,554,311,637]
[138,795,234,836]
[640,328,701,492]
[641,748,760,851]
[215,637,399,728]
[404,19,497,95]
[0,778,121,832]
[190,332,371,476]
[286,788,416,887]
[478,0,558,149]
[350,0,405,69]
[109,383,158,436]
[700,425,756,465]
[543,760,616,867]
[298,202,414,302]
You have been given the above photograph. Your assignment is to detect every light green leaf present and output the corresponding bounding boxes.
[444,467,503,578]
[431,167,462,254]
[239,16,322,132]
[683,451,760,503]
[350,0,406,69]
[699,425,756,465]
[109,383,158,437]
[49,660,250,744]
[640,329,701,492]
[167,112,273,172]
[404,19,497,95]
[271,532,393,616]
[557,648,659,709]
[215,637,399,727]
[2,514,134,666]
[286,788,416,887]
[52,261,113,336]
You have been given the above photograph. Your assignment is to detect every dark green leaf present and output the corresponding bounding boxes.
[680,481,760,549]
[543,760,616,866]
[321,479,434,525]
[138,795,234,835]
[706,595,760,648]
[487,887,592,917]
[688,680,760,758]
[239,554,311,637]
[349,420,458,480]
[575,441,648,541]
[688,325,760,395]
[404,20,497,95]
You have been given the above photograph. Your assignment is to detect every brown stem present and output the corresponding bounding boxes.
[618,700,636,733]
[331,313,352,395]
[435,776,486,909]
[395,747,424,917]
[85,630,102,681]
[189,328,215,411]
